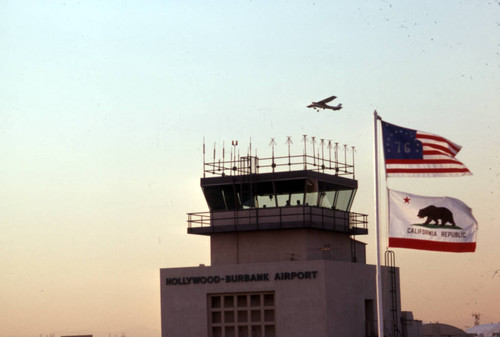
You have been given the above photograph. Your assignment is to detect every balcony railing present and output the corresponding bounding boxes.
[187,206,367,235]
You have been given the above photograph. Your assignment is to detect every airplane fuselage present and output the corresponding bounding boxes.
[307,102,342,111]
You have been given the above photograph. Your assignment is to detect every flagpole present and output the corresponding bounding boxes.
[373,110,384,337]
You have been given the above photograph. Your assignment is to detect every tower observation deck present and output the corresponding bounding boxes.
[188,138,368,237]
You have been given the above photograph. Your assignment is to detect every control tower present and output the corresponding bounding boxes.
[160,138,417,337]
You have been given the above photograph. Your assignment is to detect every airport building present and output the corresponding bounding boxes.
[160,139,422,337]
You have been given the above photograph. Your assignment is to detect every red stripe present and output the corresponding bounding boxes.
[421,143,456,156]
[415,133,448,143]
[389,238,476,253]
[386,167,471,174]
[416,133,461,153]
[386,158,462,165]
[423,150,455,156]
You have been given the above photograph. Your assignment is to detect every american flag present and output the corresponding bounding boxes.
[381,121,472,177]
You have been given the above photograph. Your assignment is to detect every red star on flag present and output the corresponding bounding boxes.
[403,196,410,204]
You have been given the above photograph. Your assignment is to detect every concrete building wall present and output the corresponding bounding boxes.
[210,229,366,265]
[160,260,397,337]
[161,261,326,337]
[324,262,402,337]
[324,262,377,336]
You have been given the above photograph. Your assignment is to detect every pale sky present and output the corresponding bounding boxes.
[1,1,499,337]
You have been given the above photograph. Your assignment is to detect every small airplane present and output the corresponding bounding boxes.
[307,95,342,111]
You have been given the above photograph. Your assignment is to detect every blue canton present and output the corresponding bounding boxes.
[382,121,423,160]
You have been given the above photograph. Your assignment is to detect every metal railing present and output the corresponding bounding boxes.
[187,206,367,234]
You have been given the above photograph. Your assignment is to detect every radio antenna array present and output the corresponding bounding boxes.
[203,136,355,178]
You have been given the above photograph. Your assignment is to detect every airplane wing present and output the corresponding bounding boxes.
[317,95,337,104]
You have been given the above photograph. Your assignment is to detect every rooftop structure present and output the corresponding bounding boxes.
[160,136,422,337]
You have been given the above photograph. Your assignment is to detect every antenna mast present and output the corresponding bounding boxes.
[472,313,480,326]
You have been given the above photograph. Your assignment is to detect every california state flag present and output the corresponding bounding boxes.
[388,189,478,252]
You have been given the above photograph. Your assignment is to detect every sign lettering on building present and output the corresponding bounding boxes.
[165,270,318,286]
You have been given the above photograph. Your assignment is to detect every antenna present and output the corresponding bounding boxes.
[213,142,216,175]
[327,140,333,169]
[270,138,277,172]
[232,140,238,173]
[203,138,206,178]
[343,144,348,173]
[222,141,225,176]
[286,136,293,170]
[311,136,317,166]
[472,313,480,326]
[302,135,308,170]
[320,139,325,171]
[351,146,356,179]
[248,137,252,173]
[334,142,339,174]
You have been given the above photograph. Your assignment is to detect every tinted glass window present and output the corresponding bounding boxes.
[335,189,355,211]
[203,185,236,211]
[255,182,276,208]
[275,179,305,207]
